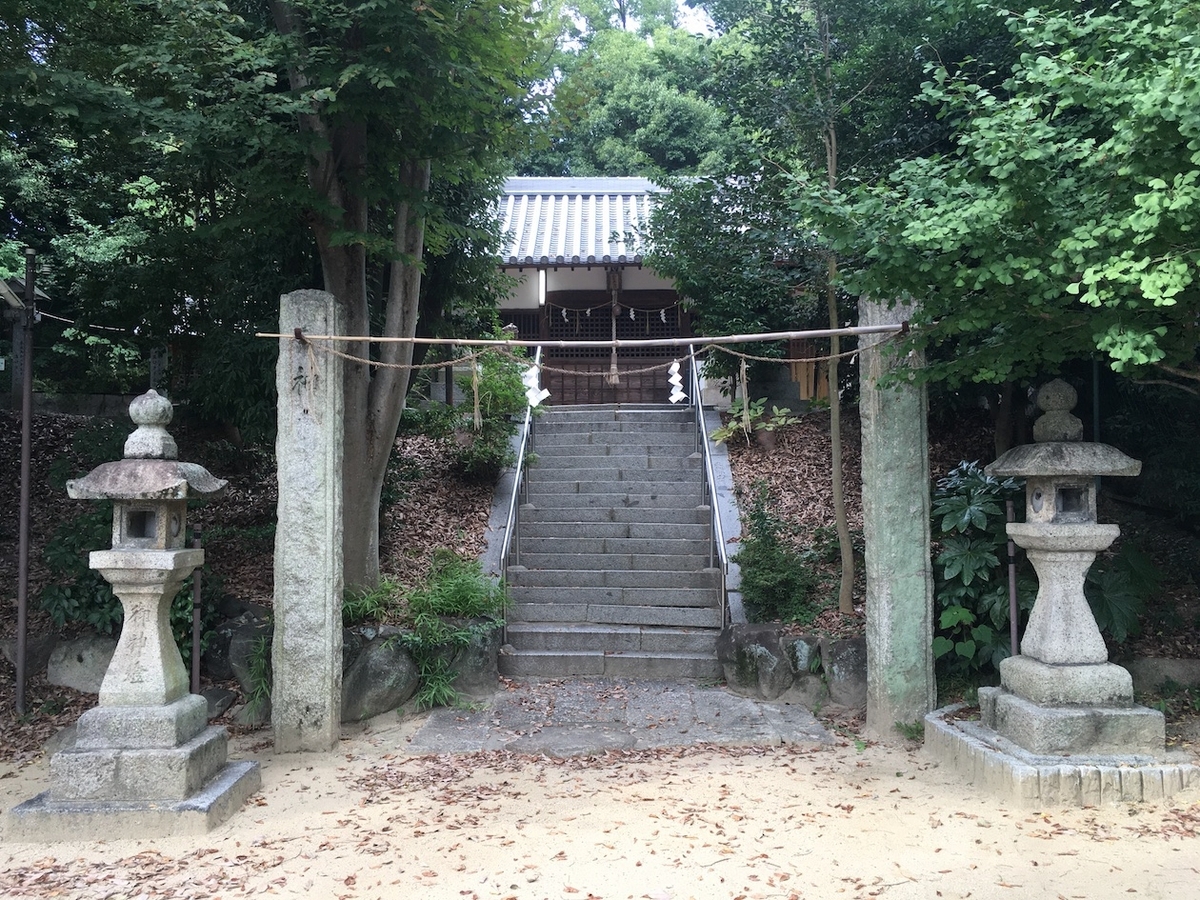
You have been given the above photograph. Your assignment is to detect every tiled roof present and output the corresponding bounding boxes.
[499,177,662,267]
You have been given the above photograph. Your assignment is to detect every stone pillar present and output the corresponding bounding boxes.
[858,297,935,737]
[273,290,344,752]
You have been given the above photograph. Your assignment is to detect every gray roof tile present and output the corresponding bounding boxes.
[500,177,662,267]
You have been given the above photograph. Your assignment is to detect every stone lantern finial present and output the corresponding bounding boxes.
[124,389,178,459]
[1032,378,1083,443]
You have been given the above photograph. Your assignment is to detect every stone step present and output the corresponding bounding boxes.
[504,623,718,654]
[507,585,720,607]
[521,504,713,525]
[498,649,721,680]
[518,536,712,556]
[530,467,700,484]
[536,421,695,436]
[517,552,711,571]
[530,442,698,457]
[530,455,699,473]
[533,433,695,450]
[508,602,722,628]
[523,491,704,509]
[519,521,711,541]
[537,408,696,424]
[527,480,702,498]
[506,567,721,589]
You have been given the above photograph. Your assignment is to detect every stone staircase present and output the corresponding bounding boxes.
[501,405,724,680]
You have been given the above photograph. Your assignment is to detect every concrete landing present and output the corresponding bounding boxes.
[926,705,1200,808]
[5,761,261,843]
[405,679,834,756]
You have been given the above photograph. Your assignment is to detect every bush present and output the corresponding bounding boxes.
[451,345,528,482]
[930,461,1035,678]
[1086,544,1157,644]
[395,550,508,709]
[737,485,823,624]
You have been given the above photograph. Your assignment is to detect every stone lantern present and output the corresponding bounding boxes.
[984,378,1149,730]
[925,379,1197,806]
[8,391,260,841]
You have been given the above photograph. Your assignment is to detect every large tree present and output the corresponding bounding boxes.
[520,15,736,177]
[3,0,548,588]
[829,0,1200,394]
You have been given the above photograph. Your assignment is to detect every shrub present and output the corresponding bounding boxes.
[451,343,527,482]
[394,550,508,709]
[930,461,1035,678]
[1086,544,1158,644]
[737,485,823,624]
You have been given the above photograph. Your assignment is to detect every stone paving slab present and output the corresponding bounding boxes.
[405,679,834,757]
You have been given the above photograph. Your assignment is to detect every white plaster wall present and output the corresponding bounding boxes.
[499,265,677,310]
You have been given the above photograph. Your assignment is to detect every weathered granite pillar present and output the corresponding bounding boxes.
[273,290,344,752]
[859,297,935,737]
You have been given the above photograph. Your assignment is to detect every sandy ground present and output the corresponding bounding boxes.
[2,714,1199,900]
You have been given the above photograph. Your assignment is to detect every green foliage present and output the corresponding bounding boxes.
[45,328,147,395]
[737,485,824,624]
[343,577,405,628]
[244,635,272,719]
[930,462,1033,678]
[452,346,526,482]
[396,550,507,710]
[520,25,736,177]
[646,174,830,382]
[1085,545,1158,646]
[398,402,461,439]
[831,0,1200,390]
[710,397,800,444]
[39,506,122,636]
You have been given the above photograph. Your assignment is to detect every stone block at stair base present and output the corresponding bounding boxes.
[50,726,228,802]
[820,637,868,708]
[716,624,793,700]
[1000,656,1133,706]
[74,694,208,750]
[6,760,261,842]
[982,689,1165,756]
[925,706,1199,808]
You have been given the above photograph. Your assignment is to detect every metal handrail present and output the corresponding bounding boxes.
[499,347,541,581]
[687,345,729,625]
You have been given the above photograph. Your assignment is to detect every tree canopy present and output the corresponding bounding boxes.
[3,0,550,587]
[520,6,735,177]
[829,0,1200,391]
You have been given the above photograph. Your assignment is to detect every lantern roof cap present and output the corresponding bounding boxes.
[67,459,227,502]
[985,442,1140,479]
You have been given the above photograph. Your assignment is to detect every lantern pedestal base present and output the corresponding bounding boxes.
[979,686,1165,757]
[999,655,1134,706]
[925,703,1198,808]
[6,759,260,842]
[6,693,261,842]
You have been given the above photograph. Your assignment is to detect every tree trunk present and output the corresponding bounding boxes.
[271,2,431,591]
[990,381,1024,456]
[341,159,431,591]
[827,257,854,615]
[820,9,855,615]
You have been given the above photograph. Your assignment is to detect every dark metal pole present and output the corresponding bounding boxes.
[15,248,36,716]
[191,525,202,695]
[1006,498,1019,658]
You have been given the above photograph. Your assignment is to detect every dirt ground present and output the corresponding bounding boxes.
[2,716,1199,900]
